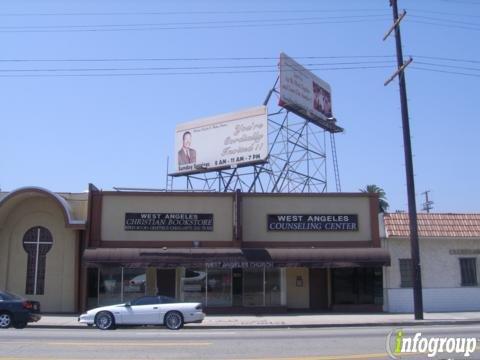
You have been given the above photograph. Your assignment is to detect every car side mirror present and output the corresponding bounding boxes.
[125,301,131,307]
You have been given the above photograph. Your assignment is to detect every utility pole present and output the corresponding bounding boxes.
[422,191,434,213]
[384,0,424,320]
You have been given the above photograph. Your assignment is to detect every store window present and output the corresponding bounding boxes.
[265,268,281,306]
[460,258,477,286]
[86,268,99,309]
[243,268,264,306]
[123,268,146,303]
[206,269,232,306]
[181,268,206,305]
[22,226,53,295]
[98,267,122,306]
[332,267,382,305]
[399,259,413,288]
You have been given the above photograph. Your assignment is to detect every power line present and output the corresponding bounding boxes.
[408,8,480,18]
[1,54,478,65]
[438,0,480,4]
[0,65,393,78]
[410,19,480,31]
[0,55,396,63]
[413,55,480,64]
[410,14,480,27]
[0,60,396,73]
[411,66,480,78]
[0,9,391,17]
[0,14,390,30]
[415,61,480,72]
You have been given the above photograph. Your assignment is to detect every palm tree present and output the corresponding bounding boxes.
[360,184,389,213]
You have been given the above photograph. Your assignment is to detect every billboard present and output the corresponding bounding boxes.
[173,106,268,175]
[279,53,342,133]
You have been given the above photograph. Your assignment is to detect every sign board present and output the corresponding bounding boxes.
[449,249,480,255]
[125,213,213,231]
[173,106,268,175]
[279,53,342,133]
[206,261,274,269]
[267,214,358,231]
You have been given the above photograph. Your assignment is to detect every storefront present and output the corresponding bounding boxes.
[0,185,390,313]
[79,186,389,313]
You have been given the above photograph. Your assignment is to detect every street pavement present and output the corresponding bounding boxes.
[31,311,480,329]
[1,324,480,359]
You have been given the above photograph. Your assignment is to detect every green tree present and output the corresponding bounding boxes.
[360,184,389,213]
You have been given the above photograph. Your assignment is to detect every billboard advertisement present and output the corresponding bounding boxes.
[279,53,341,132]
[173,106,268,175]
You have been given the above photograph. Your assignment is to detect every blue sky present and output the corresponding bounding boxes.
[1,0,479,212]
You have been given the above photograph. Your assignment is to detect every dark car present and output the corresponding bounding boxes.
[0,291,41,329]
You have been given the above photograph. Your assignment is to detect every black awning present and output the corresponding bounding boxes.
[82,247,390,268]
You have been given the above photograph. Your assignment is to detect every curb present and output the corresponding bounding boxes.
[28,319,480,330]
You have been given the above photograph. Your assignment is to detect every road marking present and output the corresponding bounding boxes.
[238,353,420,360]
[0,341,211,347]
[133,330,237,335]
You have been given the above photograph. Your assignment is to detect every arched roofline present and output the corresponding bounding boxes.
[0,186,86,229]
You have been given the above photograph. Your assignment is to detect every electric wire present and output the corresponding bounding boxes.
[409,14,480,27]
[0,55,396,63]
[409,20,480,31]
[0,14,391,30]
[1,55,479,64]
[411,67,480,78]
[415,61,480,72]
[408,8,480,18]
[0,18,391,33]
[0,65,394,78]
[0,60,396,73]
[0,9,391,17]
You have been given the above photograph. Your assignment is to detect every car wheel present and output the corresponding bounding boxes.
[164,311,183,330]
[0,312,12,329]
[13,321,27,329]
[95,311,115,330]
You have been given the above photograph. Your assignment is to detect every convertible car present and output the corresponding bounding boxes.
[78,295,205,330]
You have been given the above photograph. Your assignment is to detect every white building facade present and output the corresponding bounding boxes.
[382,213,480,313]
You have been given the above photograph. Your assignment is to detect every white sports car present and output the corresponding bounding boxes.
[78,295,205,330]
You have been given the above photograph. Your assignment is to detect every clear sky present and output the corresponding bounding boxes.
[1,0,479,213]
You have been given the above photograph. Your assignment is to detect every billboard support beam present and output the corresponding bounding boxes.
[264,76,279,106]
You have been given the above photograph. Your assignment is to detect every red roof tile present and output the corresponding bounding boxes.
[384,213,480,238]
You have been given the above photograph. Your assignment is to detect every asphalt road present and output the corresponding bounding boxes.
[1,324,479,360]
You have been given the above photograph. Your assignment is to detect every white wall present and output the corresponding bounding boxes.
[387,288,480,312]
[384,237,480,312]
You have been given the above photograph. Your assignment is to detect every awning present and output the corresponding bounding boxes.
[82,247,390,268]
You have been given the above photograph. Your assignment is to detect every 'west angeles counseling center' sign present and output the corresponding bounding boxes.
[267,214,358,231]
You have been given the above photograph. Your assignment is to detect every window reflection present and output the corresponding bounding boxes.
[265,268,281,306]
[98,267,122,306]
[207,269,232,306]
[181,268,206,305]
[123,268,146,303]
[243,268,264,306]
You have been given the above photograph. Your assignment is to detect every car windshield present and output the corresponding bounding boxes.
[0,291,22,300]
[130,296,177,306]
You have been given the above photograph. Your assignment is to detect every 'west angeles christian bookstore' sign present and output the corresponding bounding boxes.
[268,214,358,231]
[125,213,214,231]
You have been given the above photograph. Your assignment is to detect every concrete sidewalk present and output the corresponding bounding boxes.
[29,312,480,329]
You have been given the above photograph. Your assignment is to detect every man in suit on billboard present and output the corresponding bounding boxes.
[178,131,197,165]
